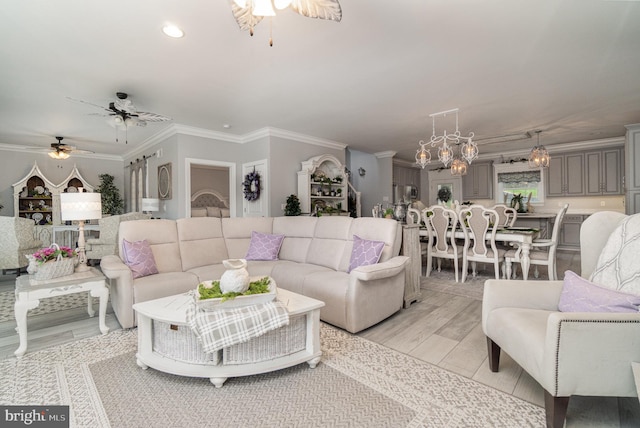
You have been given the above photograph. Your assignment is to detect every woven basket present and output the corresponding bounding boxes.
[32,244,76,280]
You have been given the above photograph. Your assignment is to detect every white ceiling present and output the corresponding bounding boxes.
[1,0,640,162]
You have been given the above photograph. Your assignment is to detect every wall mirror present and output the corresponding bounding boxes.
[158,163,172,200]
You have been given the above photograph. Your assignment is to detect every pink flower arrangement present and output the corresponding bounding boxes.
[32,246,77,264]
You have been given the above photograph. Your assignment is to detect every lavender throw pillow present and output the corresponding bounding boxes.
[348,235,385,273]
[245,231,285,261]
[122,239,159,279]
[558,270,640,313]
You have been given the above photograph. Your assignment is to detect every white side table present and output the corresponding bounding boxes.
[14,267,109,358]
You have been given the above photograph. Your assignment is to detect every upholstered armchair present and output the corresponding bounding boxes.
[483,211,640,428]
[85,212,151,261]
[0,216,42,274]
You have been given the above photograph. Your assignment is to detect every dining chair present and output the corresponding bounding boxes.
[491,204,517,227]
[504,203,569,280]
[459,205,505,282]
[422,205,462,282]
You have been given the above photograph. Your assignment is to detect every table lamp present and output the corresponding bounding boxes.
[60,192,102,272]
[141,198,160,215]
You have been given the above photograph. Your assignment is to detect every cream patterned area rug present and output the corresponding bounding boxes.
[0,290,99,323]
[1,325,545,427]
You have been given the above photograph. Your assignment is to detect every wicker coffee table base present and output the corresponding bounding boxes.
[133,289,325,387]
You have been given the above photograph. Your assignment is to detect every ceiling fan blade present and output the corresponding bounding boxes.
[69,148,95,155]
[66,96,110,111]
[136,111,172,122]
[231,3,264,31]
[290,0,342,21]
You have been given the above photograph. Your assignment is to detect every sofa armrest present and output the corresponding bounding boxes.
[484,279,563,311]
[482,279,563,331]
[539,311,640,396]
[349,256,409,281]
[100,255,131,279]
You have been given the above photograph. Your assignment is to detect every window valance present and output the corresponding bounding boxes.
[498,170,541,184]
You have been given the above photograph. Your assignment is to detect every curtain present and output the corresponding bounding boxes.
[497,171,541,184]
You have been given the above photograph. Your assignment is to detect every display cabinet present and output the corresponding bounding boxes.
[297,154,348,215]
[13,162,95,245]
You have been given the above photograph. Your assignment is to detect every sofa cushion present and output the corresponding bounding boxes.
[270,261,333,295]
[177,218,228,271]
[119,219,183,273]
[223,217,274,259]
[559,270,640,313]
[349,218,400,263]
[133,271,200,305]
[591,213,640,295]
[245,231,285,261]
[191,208,207,217]
[273,217,317,263]
[306,216,352,270]
[121,239,159,279]
[348,235,385,273]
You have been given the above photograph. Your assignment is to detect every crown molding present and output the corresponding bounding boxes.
[374,150,397,159]
[125,124,347,159]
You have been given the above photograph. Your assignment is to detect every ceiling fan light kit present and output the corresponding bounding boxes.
[44,136,93,160]
[231,0,342,46]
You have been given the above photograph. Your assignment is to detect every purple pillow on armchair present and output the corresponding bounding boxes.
[558,270,640,313]
[122,239,159,279]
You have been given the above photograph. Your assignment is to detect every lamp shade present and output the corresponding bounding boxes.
[141,198,160,212]
[60,192,102,221]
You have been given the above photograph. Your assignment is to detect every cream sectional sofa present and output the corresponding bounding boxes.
[100,216,409,333]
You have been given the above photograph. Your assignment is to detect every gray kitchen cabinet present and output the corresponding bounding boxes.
[585,148,623,195]
[462,161,493,200]
[546,153,585,197]
[557,214,585,250]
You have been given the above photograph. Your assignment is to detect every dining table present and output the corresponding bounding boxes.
[419,226,540,280]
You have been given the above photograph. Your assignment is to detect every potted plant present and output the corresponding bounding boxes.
[284,194,302,216]
[96,174,124,215]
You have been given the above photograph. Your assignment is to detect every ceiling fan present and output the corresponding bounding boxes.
[68,92,172,143]
[34,136,95,160]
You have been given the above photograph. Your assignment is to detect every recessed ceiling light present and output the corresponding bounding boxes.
[162,24,184,38]
[223,124,231,129]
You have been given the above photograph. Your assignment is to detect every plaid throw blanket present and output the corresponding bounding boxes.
[186,293,290,354]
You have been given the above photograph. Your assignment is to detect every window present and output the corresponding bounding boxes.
[494,163,545,205]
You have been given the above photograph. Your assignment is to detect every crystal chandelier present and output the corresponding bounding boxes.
[415,108,477,171]
[528,130,550,168]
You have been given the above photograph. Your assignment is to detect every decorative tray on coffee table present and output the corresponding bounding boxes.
[196,276,277,310]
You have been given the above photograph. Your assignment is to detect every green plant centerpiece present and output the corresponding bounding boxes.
[510,193,527,213]
[198,276,271,302]
[96,173,124,215]
[284,194,302,216]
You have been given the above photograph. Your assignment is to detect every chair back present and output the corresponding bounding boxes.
[549,204,569,244]
[491,204,517,227]
[579,210,626,278]
[0,216,42,270]
[459,205,499,257]
[423,205,458,254]
[406,207,421,225]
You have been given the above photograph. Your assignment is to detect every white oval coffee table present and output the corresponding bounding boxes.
[132,288,324,387]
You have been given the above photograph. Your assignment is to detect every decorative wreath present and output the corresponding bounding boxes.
[243,170,261,201]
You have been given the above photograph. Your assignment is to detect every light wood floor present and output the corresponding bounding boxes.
[1,252,639,427]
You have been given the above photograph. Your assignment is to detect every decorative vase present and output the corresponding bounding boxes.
[220,259,250,294]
